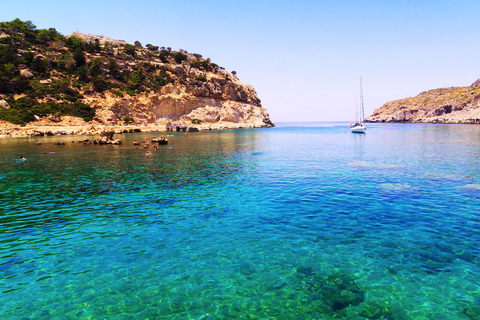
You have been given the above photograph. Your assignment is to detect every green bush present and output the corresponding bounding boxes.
[123,115,134,124]
[159,49,169,63]
[73,47,86,67]
[124,44,136,56]
[110,89,123,97]
[88,57,103,78]
[0,99,95,125]
[92,75,107,92]
[174,52,187,64]
[146,44,159,51]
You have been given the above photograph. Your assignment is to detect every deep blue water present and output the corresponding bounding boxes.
[1,122,480,319]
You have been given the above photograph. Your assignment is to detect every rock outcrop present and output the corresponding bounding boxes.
[68,33,274,128]
[86,78,273,128]
[366,79,480,124]
[67,32,127,46]
[0,19,274,131]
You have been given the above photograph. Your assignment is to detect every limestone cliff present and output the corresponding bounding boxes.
[84,62,273,128]
[0,19,274,129]
[366,79,480,124]
[63,33,273,128]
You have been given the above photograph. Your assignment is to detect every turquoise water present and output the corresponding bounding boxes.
[1,123,480,319]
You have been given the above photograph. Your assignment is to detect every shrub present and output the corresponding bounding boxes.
[174,52,187,64]
[110,89,123,97]
[123,115,134,124]
[31,57,47,73]
[159,49,169,63]
[124,44,136,56]
[66,35,86,51]
[88,57,103,78]
[151,69,172,88]
[73,47,86,67]
[146,44,158,51]
[0,99,95,125]
[92,75,107,92]
[107,59,121,79]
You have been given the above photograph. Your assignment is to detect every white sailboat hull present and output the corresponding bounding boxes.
[351,125,366,133]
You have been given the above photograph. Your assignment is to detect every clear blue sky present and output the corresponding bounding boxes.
[2,0,480,122]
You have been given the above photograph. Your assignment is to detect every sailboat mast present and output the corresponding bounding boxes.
[360,76,365,123]
[355,95,359,122]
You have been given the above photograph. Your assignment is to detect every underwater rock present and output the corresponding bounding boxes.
[359,302,394,319]
[296,265,315,276]
[318,273,364,311]
[152,136,168,144]
[456,250,477,263]
[464,305,480,320]
[238,261,256,276]
[269,279,287,290]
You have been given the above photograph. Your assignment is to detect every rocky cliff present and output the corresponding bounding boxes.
[0,19,274,129]
[85,63,273,127]
[366,79,480,124]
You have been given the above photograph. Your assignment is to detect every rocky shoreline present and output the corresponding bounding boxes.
[365,79,480,124]
[0,117,273,139]
[0,21,275,137]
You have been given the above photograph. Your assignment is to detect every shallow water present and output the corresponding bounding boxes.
[1,123,480,319]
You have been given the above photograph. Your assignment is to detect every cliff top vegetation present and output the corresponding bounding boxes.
[0,18,237,125]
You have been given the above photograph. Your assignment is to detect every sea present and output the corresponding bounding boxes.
[1,122,480,320]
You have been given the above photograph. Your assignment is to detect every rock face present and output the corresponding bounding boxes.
[0,19,274,130]
[366,79,480,124]
[0,99,10,109]
[68,32,127,46]
[68,33,274,128]
[87,79,273,128]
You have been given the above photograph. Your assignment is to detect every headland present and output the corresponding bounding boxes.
[0,19,274,138]
[366,79,480,124]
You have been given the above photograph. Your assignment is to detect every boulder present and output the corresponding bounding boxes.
[20,69,33,78]
[318,273,364,311]
[0,100,10,109]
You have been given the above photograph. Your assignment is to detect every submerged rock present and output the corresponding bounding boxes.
[359,302,394,319]
[238,261,256,276]
[318,273,364,311]
[296,265,315,276]
[464,305,480,320]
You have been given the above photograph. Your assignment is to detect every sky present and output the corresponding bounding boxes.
[2,0,480,122]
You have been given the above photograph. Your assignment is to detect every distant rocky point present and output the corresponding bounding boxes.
[366,79,480,124]
[67,31,127,46]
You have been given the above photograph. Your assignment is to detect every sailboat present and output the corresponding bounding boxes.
[350,77,367,133]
